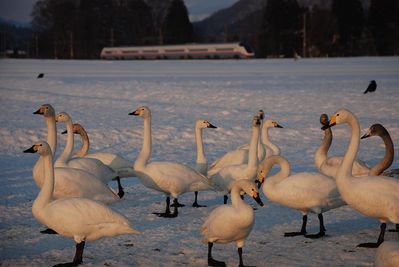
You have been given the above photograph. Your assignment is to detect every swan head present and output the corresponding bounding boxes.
[55,112,71,123]
[256,159,273,188]
[361,124,389,139]
[196,119,217,129]
[320,114,329,126]
[129,106,151,118]
[263,119,283,129]
[23,141,51,156]
[321,108,353,130]
[33,104,55,117]
[252,116,262,127]
[257,109,265,120]
[61,123,85,135]
[234,180,264,207]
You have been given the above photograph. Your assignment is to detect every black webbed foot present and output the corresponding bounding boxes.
[208,257,226,267]
[284,231,306,237]
[305,231,325,239]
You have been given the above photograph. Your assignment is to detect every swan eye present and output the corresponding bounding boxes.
[336,113,340,117]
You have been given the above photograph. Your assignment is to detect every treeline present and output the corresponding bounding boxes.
[1,0,398,58]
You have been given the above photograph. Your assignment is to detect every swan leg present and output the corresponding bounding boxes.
[284,215,307,237]
[192,191,206,208]
[53,241,85,267]
[358,223,386,248]
[154,197,178,218]
[207,242,226,267]
[305,214,326,238]
[41,228,58,234]
[115,176,125,199]
[170,199,185,208]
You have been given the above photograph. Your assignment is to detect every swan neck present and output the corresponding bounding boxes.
[264,156,290,186]
[315,128,332,169]
[56,119,74,166]
[46,115,57,156]
[337,116,359,179]
[230,186,245,209]
[135,115,151,170]
[247,125,259,168]
[195,127,206,164]
[76,129,89,157]
[34,152,54,208]
[369,132,394,176]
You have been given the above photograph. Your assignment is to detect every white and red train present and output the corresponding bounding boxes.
[100,42,254,60]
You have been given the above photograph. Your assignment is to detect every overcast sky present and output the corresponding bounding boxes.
[0,0,238,24]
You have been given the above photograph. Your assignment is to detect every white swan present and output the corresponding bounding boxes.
[323,108,399,247]
[54,112,124,198]
[24,141,139,266]
[315,113,370,177]
[209,115,260,204]
[374,241,399,267]
[32,104,120,204]
[64,123,137,178]
[191,119,217,207]
[201,179,264,267]
[361,123,394,176]
[257,155,345,238]
[208,115,283,175]
[129,106,213,217]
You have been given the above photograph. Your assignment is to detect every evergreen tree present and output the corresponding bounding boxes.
[331,0,365,56]
[261,0,302,57]
[368,0,399,55]
[162,0,193,44]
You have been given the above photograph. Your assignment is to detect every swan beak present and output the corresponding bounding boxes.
[257,173,265,188]
[321,114,337,130]
[33,107,44,115]
[61,129,67,134]
[252,192,264,207]
[361,131,371,139]
[208,123,217,129]
[23,145,37,153]
[275,123,283,128]
[128,109,140,116]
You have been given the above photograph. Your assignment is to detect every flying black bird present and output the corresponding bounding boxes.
[37,73,44,79]
[364,80,376,94]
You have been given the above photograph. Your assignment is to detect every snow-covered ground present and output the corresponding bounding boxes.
[0,57,398,266]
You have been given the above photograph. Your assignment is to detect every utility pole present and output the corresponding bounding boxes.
[110,28,114,47]
[302,13,306,58]
[69,31,74,59]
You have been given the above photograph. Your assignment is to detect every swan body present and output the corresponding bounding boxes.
[201,179,264,267]
[374,241,399,267]
[54,112,119,185]
[32,105,120,204]
[130,106,213,217]
[258,155,345,237]
[361,123,394,176]
[315,114,370,177]
[24,141,139,266]
[324,108,399,247]
[208,114,282,175]
[209,116,261,203]
[66,123,137,178]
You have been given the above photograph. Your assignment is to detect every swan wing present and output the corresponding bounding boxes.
[208,149,248,175]
[86,152,132,171]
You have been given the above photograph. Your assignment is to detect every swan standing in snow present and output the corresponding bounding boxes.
[361,123,395,176]
[191,119,217,207]
[129,106,213,217]
[54,112,124,198]
[257,155,345,238]
[201,179,264,267]
[24,141,139,266]
[315,113,370,177]
[323,108,399,247]
[209,115,261,204]
[207,110,265,174]
[64,123,137,178]
[374,241,399,267]
[32,104,120,205]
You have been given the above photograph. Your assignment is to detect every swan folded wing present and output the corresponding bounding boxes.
[45,198,139,241]
[86,152,132,171]
[201,206,249,244]
[208,150,248,176]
